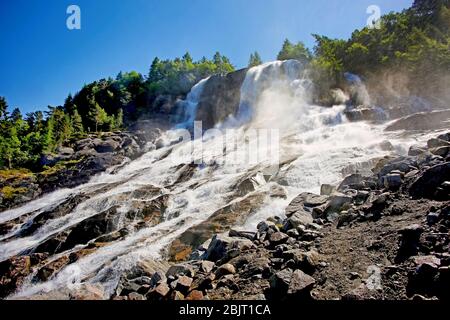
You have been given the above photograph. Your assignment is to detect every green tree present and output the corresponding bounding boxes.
[89,103,108,132]
[248,51,263,67]
[277,39,312,62]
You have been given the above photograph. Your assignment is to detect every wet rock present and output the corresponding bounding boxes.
[431,146,450,157]
[385,110,450,131]
[338,174,364,191]
[286,193,328,217]
[427,138,450,149]
[320,184,336,196]
[69,284,105,300]
[0,256,32,299]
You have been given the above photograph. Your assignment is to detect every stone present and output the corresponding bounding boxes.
[269,232,289,245]
[287,270,315,295]
[200,261,215,274]
[269,269,293,293]
[215,264,236,278]
[284,211,313,230]
[185,290,204,300]
[431,146,450,157]
[426,212,440,225]
[409,146,427,157]
[147,283,170,299]
[320,184,336,196]
[166,263,196,278]
[128,292,145,300]
[413,255,441,268]
[397,224,424,261]
[383,173,402,190]
[410,162,450,199]
[229,229,256,241]
[176,276,193,293]
[257,221,277,233]
[204,234,255,262]
[427,138,450,148]
[150,271,166,288]
[326,193,353,213]
[171,290,185,300]
[338,174,364,191]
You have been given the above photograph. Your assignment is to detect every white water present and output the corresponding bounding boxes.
[0,60,436,299]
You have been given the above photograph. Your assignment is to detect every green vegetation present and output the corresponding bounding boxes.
[248,51,263,67]
[0,52,234,171]
[277,39,312,62]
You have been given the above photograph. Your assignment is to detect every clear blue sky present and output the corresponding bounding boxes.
[0,0,412,114]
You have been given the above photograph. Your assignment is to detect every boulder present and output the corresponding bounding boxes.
[269,269,293,293]
[283,211,313,230]
[215,264,236,278]
[383,173,402,190]
[166,263,196,278]
[204,234,254,262]
[269,232,289,246]
[287,270,315,296]
[410,162,450,199]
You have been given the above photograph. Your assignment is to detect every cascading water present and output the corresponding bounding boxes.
[0,60,437,299]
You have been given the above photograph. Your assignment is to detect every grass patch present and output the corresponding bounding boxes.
[0,186,28,200]
[0,168,33,181]
[40,159,83,176]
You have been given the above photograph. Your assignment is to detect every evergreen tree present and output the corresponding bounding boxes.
[248,51,263,67]
[277,39,312,62]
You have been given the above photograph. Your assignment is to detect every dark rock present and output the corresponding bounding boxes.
[269,269,293,293]
[204,234,254,262]
[410,162,450,199]
[385,110,450,131]
[269,232,289,246]
[176,276,193,293]
[166,263,196,278]
[147,283,170,300]
[287,270,315,296]
[195,68,248,130]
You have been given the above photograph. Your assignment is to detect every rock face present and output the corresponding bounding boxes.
[195,68,247,130]
[385,110,450,131]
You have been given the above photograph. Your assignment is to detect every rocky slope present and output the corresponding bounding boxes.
[0,132,147,212]
[95,131,449,301]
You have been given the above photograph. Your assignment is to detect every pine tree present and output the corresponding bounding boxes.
[71,108,84,137]
[248,51,263,67]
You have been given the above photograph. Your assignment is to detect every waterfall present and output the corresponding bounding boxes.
[0,60,433,300]
[175,77,209,129]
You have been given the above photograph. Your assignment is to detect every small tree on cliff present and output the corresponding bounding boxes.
[248,51,263,67]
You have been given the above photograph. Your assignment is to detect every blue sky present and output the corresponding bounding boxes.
[0,0,412,114]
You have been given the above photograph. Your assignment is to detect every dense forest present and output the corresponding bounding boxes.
[0,0,449,172]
